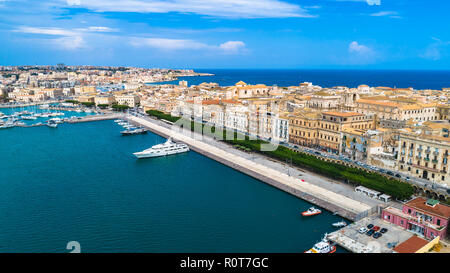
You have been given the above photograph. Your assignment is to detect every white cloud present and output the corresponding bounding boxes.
[54,35,85,50]
[131,37,246,54]
[14,26,77,36]
[75,26,117,32]
[420,38,450,61]
[63,0,314,19]
[13,26,97,50]
[348,41,372,55]
[219,41,245,53]
[130,38,209,50]
[335,0,380,5]
[370,11,396,17]
[66,0,81,5]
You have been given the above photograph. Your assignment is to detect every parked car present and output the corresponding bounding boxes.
[387,171,394,176]
[366,229,375,236]
[405,177,411,181]
[373,232,382,239]
[380,228,388,234]
[395,173,401,178]
[367,224,374,229]
[358,227,368,234]
[372,226,380,232]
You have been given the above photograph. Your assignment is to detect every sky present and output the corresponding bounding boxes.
[0,0,449,69]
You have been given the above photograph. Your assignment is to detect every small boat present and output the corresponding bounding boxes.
[332,221,347,228]
[301,207,322,216]
[121,128,148,136]
[304,234,336,253]
[46,120,58,128]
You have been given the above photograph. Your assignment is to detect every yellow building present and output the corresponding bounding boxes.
[397,121,450,187]
[289,110,375,154]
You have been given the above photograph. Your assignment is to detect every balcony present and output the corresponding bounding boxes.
[424,157,430,162]
[432,159,438,164]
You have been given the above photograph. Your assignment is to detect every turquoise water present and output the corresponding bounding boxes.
[0,114,347,253]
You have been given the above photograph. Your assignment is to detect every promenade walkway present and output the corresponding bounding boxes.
[127,114,374,220]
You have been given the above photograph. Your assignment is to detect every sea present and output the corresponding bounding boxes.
[152,69,450,90]
[3,69,448,253]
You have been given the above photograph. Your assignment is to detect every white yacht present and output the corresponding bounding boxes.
[133,138,189,159]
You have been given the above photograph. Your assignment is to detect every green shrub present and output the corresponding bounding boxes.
[146,112,415,199]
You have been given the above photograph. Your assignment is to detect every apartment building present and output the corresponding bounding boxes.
[289,109,375,154]
[397,121,450,186]
[115,95,140,108]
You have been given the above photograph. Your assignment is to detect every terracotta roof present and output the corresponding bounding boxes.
[357,99,399,107]
[406,197,450,219]
[322,111,364,117]
[393,236,429,253]
[185,99,239,105]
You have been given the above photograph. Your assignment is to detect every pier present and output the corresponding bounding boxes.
[126,114,376,221]
[66,114,121,123]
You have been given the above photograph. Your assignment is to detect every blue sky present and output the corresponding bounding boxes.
[0,0,449,69]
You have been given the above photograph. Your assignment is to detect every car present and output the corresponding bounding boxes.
[366,229,375,236]
[373,232,382,239]
[387,171,394,176]
[314,151,321,155]
[372,226,380,231]
[367,224,374,229]
[380,228,388,233]
[358,227,368,234]
[406,177,411,181]
[395,173,401,178]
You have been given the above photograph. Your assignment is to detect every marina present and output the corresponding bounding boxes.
[0,117,349,252]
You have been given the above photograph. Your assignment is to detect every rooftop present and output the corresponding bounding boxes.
[405,197,450,219]
[393,235,430,253]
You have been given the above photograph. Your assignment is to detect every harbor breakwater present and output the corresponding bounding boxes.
[125,115,375,221]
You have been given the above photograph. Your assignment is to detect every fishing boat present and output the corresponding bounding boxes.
[301,207,322,216]
[332,221,347,228]
[304,234,336,253]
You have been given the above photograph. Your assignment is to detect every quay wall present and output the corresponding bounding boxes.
[126,115,374,221]
[66,114,120,123]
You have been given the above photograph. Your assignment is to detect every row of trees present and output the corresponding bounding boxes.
[64,100,129,111]
[146,110,415,200]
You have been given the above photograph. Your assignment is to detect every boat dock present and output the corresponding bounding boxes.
[66,114,121,123]
[125,115,377,221]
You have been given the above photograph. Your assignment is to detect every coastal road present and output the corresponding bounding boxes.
[126,114,374,218]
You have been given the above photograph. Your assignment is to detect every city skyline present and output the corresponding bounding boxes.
[0,0,449,69]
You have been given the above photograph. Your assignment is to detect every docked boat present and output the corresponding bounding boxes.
[332,221,347,228]
[0,122,15,129]
[46,120,58,128]
[133,138,189,159]
[121,128,148,136]
[301,207,322,216]
[304,234,336,253]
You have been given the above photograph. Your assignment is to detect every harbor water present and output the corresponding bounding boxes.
[0,115,348,252]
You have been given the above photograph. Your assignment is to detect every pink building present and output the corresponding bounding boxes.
[381,197,450,240]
